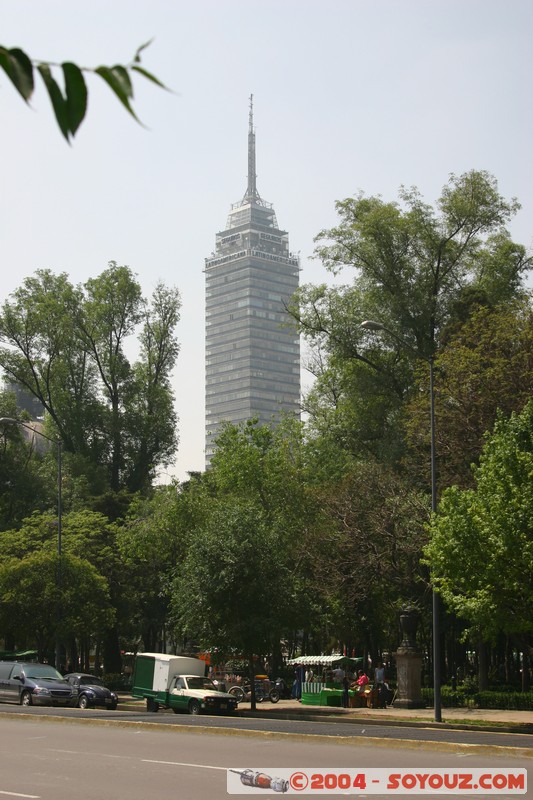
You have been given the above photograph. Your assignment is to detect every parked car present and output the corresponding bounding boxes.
[64,673,118,709]
[0,661,78,707]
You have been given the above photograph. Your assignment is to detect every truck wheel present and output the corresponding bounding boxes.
[228,686,245,703]
[188,699,201,715]
[269,689,280,703]
[146,698,159,713]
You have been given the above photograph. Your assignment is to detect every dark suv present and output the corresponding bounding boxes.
[0,661,78,707]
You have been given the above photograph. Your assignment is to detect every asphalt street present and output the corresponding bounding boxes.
[0,703,531,755]
[0,716,530,800]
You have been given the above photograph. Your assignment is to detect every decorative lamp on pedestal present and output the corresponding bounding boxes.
[393,606,426,709]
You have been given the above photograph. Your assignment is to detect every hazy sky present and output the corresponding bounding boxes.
[2,0,532,481]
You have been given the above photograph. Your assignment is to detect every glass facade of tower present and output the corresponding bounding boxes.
[205,195,300,465]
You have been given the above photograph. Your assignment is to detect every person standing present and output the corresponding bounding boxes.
[332,665,345,684]
[374,662,386,708]
[341,673,350,708]
[291,665,304,700]
[374,662,385,683]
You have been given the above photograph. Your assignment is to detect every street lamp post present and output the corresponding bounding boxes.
[359,321,442,722]
[0,417,62,670]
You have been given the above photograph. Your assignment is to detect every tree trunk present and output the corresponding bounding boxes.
[248,654,256,711]
[102,627,122,674]
[67,635,78,673]
[271,637,283,679]
[478,640,489,691]
[521,646,530,692]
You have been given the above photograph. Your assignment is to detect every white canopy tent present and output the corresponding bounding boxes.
[286,654,362,666]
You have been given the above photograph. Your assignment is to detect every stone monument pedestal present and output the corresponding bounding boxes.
[393,650,425,708]
[393,606,426,709]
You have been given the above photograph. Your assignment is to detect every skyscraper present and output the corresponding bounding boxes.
[204,96,300,465]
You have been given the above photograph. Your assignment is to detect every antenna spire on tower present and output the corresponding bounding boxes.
[246,93,258,200]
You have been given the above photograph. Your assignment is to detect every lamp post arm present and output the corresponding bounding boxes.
[0,417,60,445]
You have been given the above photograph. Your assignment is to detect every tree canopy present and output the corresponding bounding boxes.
[426,400,533,644]
[290,170,531,466]
[0,550,113,664]
[0,263,181,495]
[405,296,533,490]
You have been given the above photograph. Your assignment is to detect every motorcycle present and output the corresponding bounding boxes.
[228,676,280,703]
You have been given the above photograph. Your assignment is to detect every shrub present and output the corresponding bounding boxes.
[421,687,533,709]
[474,691,533,710]
[101,672,123,691]
[422,687,472,707]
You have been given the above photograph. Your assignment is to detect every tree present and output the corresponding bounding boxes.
[304,461,430,664]
[0,41,169,142]
[290,171,530,463]
[312,171,525,349]
[426,400,533,689]
[0,263,181,494]
[405,296,533,490]
[122,283,182,492]
[208,419,328,657]
[288,171,530,683]
[0,551,112,664]
[117,486,185,653]
[166,419,328,698]
[0,508,123,670]
[79,264,144,491]
[170,498,294,709]
[210,418,316,531]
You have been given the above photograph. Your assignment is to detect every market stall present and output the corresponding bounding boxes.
[287,654,363,707]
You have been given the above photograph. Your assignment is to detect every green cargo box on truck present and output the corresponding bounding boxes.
[131,652,238,715]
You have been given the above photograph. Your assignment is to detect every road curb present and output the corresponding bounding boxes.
[238,708,533,737]
[118,698,533,736]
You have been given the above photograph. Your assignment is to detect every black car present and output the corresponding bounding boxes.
[64,673,118,709]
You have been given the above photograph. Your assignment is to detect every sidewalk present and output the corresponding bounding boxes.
[118,695,533,732]
[236,698,533,730]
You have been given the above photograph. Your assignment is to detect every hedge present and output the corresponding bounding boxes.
[421,687,533,710]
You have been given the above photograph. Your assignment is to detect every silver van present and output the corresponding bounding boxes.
[0,661,78,707]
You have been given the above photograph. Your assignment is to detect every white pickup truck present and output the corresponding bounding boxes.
[131,652,238,715]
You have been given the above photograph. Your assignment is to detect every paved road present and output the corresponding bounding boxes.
[0,704,531,754]
[0,716,530,800]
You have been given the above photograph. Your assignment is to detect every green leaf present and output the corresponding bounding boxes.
[133,39,153,63]
[37,64,70,141]
[131,64,170,91]
[95,65,140,122]
[0,46,34,101]
[111,65,133,98]
[62,62,87,135]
